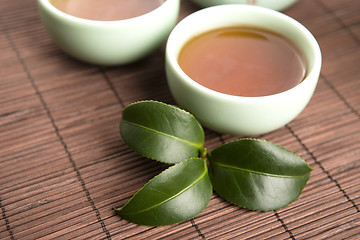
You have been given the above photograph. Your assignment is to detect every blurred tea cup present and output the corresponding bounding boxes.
[191,0,298,11]
[38,0,180,65]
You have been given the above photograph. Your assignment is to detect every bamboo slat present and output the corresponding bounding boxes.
[1,0,359,239]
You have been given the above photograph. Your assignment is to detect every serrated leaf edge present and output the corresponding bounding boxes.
[208,138,313,171]
[122,100,200,123]
[121,100,205,164]
[213,173,310,212]
[209,138,312,211]
[115,157,209,216]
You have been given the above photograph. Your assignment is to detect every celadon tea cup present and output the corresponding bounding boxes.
[38,0,180,65]
[191,0,298,11]
[165,5,321,136]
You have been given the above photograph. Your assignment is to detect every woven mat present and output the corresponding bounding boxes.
[1,0,359,239]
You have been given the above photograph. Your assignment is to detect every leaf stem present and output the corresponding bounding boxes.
[199,147,207,160]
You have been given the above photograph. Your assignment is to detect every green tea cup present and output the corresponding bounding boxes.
[38,0,180,65]
[165,5,321,135]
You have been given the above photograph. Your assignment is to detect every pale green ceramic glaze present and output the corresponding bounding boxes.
[192,0,298,11]
[165,5,321,136]
[38,0,180,65]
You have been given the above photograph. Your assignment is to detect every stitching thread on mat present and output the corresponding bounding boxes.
[0,197,15,240]
[100,67,125,108]
[314,0,360,46]
[100,62,207,239]
[274,211,296,240]
[312,0,360,213]
[28,60,112,239]
[321,74,360,119]
[0,20,19,240]
[314,0,360,120]
[191,218,206,239]
[287,126,360,213]
[2,24,112,239]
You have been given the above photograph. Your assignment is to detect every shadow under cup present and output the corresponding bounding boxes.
[165,5,322,136]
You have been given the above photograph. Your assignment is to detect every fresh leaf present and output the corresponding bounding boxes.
[120,101,205,164]
[208,139,312,211]
[115,157,212,226]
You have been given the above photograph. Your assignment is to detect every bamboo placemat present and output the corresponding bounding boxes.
[1,0,359,239]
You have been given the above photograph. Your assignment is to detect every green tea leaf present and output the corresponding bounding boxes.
[115,157,212,226]
[208,139,312,211]
[120,101,205,164]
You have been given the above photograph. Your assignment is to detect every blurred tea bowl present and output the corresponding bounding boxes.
[165,5,321,136]
[38,0,180,65]
[191,0,298,11]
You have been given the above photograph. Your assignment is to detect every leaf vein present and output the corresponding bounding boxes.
[212,161,308,178]
[123,120,202,148]
[122,166,207,216]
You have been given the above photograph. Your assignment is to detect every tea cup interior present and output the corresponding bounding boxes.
[166,5,321,135]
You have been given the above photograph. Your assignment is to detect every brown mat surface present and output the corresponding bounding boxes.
[1,0,359,239]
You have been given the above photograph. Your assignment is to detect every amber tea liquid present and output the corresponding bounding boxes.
[50,0,165,21]
[178,26,307,97]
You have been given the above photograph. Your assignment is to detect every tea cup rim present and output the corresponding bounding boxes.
[166,4,322,102]
[38,0,172,25]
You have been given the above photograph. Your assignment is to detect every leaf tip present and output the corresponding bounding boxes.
[113,207,122,213]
